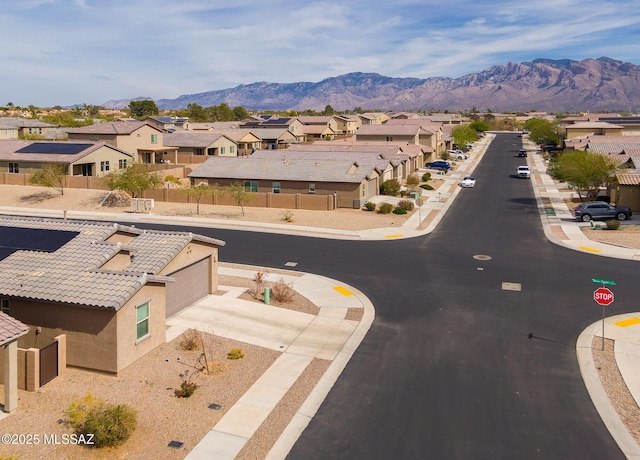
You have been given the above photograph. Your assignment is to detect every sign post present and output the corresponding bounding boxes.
[415,198,423,229]
[592,279,616,351]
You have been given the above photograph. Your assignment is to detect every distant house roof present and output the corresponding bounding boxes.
[189,156,377,183]
[0,311,29,347]
[0,140,132,163]
[356,124,429,136]
[251,149,391,171]
[297,116,334,125]
[0,216,224,311]
[67,121,161,135]
[0,117,56,129]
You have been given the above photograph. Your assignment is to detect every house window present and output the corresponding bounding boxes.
[272,182,280,193]
[1,298,9,315]
[151,134,158,144]
[230,145,235,154]
[9,162,19,173]
[386,136,393,142]
[244,181,258,192]
[119,159,127,169]
[362,183,366,197]
[195,148,204,155]
[220,146,226,155]
[309,183,315,194]
[100,161,110,172]
[136,302,150,340]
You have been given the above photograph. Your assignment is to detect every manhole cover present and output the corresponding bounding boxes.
[473,255,492,261]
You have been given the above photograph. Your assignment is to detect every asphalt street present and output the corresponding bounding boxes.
[136,133,638,459]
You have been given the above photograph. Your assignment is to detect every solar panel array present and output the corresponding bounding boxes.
[16,143,93,155]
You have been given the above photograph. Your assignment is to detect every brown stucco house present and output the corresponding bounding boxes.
[0,140,133,177]
[0,312,29,412]
[0,216,224,375]
[0,117,58,140]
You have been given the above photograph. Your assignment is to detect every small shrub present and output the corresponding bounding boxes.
[271,279,295,303]
[83,404,138,448]
[178,329,200,351]
[363,201,376,211]
[281,210,294,222]
[399,190,409,197]
[605,219,620,230]
[380,179,400,196]
[227,348,245,360]
[65,393,138,448]
[174,380,198,398]
[420,184,434,190]
[378,202,394,214]
[406,173,420,187]
[397,199,414,211]
[393,207,407,215]
[422,172,431,181]
[440,151,451,160]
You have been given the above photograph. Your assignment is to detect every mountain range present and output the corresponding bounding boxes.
[103,57,640,113]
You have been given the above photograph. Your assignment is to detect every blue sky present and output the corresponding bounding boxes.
[2,0,639,107]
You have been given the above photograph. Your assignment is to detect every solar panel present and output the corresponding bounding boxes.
[0,226,78,261]
[16,143,94,155]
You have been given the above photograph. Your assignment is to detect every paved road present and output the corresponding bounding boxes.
[137,133,638,459]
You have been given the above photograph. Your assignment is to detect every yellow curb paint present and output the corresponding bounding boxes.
[385,234,403,239]
[334,286,354,296]
[615,318,640,328]
[578,246,601,253]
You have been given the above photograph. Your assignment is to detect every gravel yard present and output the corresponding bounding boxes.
[1,183,640,457]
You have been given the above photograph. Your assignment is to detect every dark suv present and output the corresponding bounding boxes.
[573,201,632,222]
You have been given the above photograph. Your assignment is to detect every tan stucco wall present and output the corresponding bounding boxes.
[72,145,132,176]
[115,283,167,373]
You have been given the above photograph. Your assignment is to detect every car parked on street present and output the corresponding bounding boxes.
[573,202,632,222]
[460,177,476,188]
[518,149,528,157]
[447,149,467,160]
[426,160,451,170]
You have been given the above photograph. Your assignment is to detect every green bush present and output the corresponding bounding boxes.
[227,348,245,359]
[420,184,434,190]
[83,404,138,448]
[397,199,414,211]
[605,219,620,230]
[393,207,407,215]
[174,380,198,398]
[422,172,431,181]
[65,394,138,449]
[380,179,400,196]
[363,201,376,211]
[378,202,394,214]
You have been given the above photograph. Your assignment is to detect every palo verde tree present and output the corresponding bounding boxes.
[103,166,162,198]
[179,181,222,215]
[227,182,256,216]
[524,118,562,146]
[547,150,617,201]
[30,164,68,195]
[451,124,477,149]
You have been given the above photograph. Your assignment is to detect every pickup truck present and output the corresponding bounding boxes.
[426,160,451,170]
[517,166,531,178]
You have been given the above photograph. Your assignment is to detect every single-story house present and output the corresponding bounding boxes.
[564,122,624,140]
[0,117,58,140]
[0,216,225,375]
[163,132,239,162]
[247,128,298,149]
[0,140,134,177]
[188,156,380,208]
[0,312,29,412]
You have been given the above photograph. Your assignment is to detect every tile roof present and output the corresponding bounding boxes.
[0,311,29,346]
[163,132,228,147]
[617,173,640,185]
[189,156,376,183]
[356,124,424,136]
[67,121,159,135]
[0,140,132,162]
[0,216,224,310]
[0,117,56,129]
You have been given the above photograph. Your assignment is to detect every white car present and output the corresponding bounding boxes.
[447,149,467,160]
[517,166,531,178]
[460,177,476,188]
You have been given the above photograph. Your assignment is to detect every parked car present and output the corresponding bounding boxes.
[426,160,451,170]
[518,149,528,157]
[573,202,632,222]
[517,166,531,178]
[460,177,476,188]
[447,149,467,160]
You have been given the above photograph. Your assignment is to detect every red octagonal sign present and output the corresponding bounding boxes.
[594,287,614,306]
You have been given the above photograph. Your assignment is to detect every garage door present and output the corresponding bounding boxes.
[165,258,210,318]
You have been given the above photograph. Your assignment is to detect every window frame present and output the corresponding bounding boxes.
[135,301,150,342]
[9,162,19,173]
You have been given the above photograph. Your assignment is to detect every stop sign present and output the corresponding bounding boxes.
[594,287,614,306]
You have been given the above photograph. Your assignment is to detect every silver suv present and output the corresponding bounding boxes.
[573,201,632,222]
